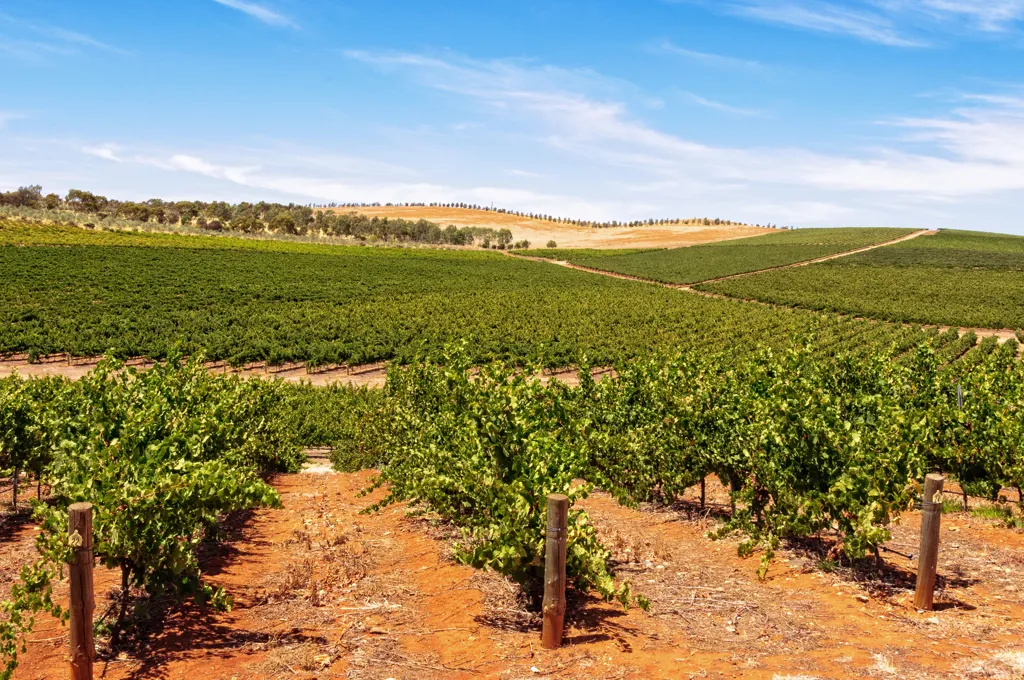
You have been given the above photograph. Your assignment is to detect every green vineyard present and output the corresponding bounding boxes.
[0,221,928,367]
[3,218,1024,678]
[701,230,1024,329]
[531,227,914,284]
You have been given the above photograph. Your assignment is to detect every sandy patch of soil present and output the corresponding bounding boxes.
[0,356,618,389]
[5,469,1024,679]
[325,206,774,249]
[0,355,389,388]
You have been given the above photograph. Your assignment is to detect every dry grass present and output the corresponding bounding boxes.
[254,639,338,676]
[325,205,773,249]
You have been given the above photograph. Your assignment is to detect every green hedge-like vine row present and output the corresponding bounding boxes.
[340,335,1023,592]
[0,356,303,679]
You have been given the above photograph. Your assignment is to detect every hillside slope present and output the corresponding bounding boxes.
[323,205,774,249]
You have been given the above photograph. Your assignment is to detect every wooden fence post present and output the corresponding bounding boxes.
[541,494,568,650]
[914,474,944,611]
[69,502,95,680]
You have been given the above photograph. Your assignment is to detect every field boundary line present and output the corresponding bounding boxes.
[506,231,1018,345]
[692,228,937,285]
[511,228,934,288]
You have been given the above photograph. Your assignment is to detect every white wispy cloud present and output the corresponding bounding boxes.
[35,50,1024,232]
[682,92,764,116]
[345,50,1024,200]
[649,39,766,70]
[0,11,126,57]
[728,1,926,46]
[72,140,631,219]
[887,0,1024,31]
[82,144,124,162]
[212,0,298,29]
[683,0,1024,45]
[508,169,546,178]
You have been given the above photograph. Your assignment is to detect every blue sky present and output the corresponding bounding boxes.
[3,1,1024,233]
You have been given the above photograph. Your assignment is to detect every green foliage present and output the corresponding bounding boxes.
[363,348,637,607]
[282,383,388,471]
[0,356,300,678]
[347,332,1022,588]
[970,504,1024,528]
[702,229,1024,329]
[541,228,913,285]
[530,247,655,261]
[941,498,966,514]
[581,343,936,575]
[0,220,933,367]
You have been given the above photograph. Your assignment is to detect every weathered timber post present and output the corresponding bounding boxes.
[914,474,944,611]
[69,502,95,680]
[541,493,569,649]
[700,477,706,511]
[11,467,18,510]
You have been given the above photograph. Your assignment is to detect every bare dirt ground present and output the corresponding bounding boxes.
[325,206,774,249]
[0,355,390,388]
[4,465,1024,680]
[0,356,613,389]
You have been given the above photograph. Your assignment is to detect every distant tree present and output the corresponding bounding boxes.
[0,185,42,208]
[546,240,557,248]
[268,211,297,234]
[65,189,107,213]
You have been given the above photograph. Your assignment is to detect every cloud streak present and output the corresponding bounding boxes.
[212,0,298,28]
[650,39,766,70]
[893,0,1024,31]
[682,92,764,116]
[36,49,1024,232]
[0,11,126,59]
[346,50,1024,200]
[727,1,926,46]
[682,0,1024,46]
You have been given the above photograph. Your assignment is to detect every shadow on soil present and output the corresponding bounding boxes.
[473,584,634,650]
[99,508,302,680]
[0,508,36,544]
[630,495,984,604]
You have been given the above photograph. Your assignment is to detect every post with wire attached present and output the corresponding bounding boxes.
[542,493,569,649]
[914,474,944,611]
[69,502,95,680]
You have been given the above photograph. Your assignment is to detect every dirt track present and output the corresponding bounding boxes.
[5,464,1024,679]
[513,231,1020,344]
[692,229,938,285]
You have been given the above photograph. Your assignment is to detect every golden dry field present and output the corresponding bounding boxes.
[323,205,775,249]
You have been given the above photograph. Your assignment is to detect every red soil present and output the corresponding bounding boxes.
[3,469,1023,679]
